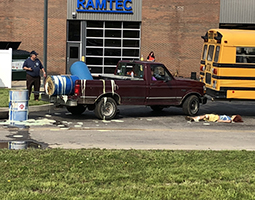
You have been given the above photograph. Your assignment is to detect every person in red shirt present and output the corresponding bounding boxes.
[147,51,155,62]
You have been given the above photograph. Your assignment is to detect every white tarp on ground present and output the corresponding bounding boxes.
[0,48,12,88]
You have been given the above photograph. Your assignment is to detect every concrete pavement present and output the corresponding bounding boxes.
[1,81,255,150]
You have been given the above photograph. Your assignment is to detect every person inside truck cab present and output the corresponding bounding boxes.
[126,65,143,78]
[152,66,165,80]
[127,67,135,77]
[151,68,157,81]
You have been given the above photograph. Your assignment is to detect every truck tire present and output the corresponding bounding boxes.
[182,95,199,116]
[94,97,117,120]
[66,105,86,115]
[150,105,164,112]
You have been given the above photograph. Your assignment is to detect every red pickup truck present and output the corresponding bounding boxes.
[43,60,207,120]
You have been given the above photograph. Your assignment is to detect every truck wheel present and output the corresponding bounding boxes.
[182,95,199,116]
[66,105,86,115]
[95,97,117,120]
[150,105,164,112]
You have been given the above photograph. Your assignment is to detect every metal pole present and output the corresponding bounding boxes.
[43,0,48,74]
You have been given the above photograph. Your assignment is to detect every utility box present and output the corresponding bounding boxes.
[12,49,30,81]
[0,41,29,81]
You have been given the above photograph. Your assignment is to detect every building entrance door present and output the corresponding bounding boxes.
[67,43,80,74]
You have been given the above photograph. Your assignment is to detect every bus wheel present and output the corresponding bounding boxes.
[66,105,86,115]
[182,95,199,116]
[95,97,117,120]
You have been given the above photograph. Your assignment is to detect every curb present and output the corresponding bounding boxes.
[0,104,54,119]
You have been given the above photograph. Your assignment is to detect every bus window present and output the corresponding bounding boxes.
[236,47,255,63]
[214,46,220,62]
[202,45,208,60]
[207,45,214,61]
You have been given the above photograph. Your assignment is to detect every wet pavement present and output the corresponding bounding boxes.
[0,80,49,149]
[1,80,255,150]
[0,125,48,149]
[1,102,255,150]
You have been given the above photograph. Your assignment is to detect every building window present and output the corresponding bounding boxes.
[85,21,141,74]
[87,21,103,28]
[68,21,81,41]
[70,47,79,58]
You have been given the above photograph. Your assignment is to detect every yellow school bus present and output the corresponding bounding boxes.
[199,29,255,100]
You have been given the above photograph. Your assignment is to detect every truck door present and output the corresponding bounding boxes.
[147,65,179,105]
[115,63,147,104]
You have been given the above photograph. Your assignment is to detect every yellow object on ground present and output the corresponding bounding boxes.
[204,114,219,122]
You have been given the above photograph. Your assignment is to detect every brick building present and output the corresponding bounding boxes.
[141,0,220,77]
[0,0,220,78]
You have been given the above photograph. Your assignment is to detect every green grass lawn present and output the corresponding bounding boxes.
[0,149,255,199]
[0,89,48,107]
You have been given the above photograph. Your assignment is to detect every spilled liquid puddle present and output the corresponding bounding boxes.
[0,112,126,149]
[0,140,45,149]
[0,114,71,149]
[0,125,48,150]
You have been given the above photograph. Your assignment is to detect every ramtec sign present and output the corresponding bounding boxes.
[76,0,133,13]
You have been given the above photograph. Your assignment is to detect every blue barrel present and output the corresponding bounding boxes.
[9,90,29,124]
[45,75,80,96]
[70,61,93,80]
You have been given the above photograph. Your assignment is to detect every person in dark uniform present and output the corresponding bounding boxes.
[23,50,46,100]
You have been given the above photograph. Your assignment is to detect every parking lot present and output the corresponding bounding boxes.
[1,99,255,150]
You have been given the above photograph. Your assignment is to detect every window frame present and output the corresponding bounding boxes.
[207,45,215,61]
[116,62,144,79]
[85,21,141,74]
[214,46,220,63]
[150,64,173,81]
[202,44,208,60]
[236,47,255,64]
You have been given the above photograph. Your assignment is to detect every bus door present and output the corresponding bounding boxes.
[200,30,221,90]
[200,44,215,87]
